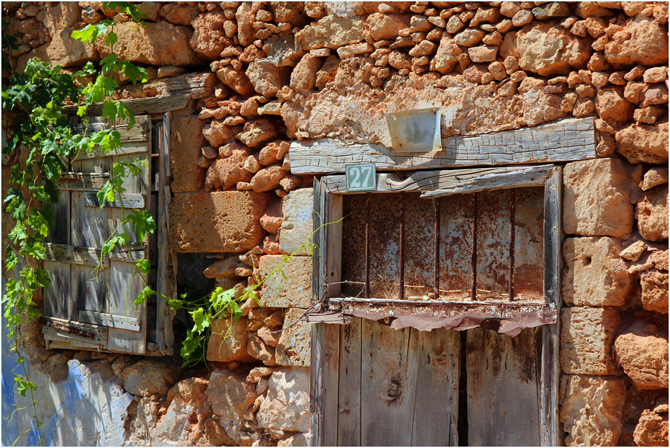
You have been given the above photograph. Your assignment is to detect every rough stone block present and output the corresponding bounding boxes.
[614,320,669,390]
[560,307,620,375]
[170,115,206,192]
[94,21,204,66]
[562,237,633,306]
[206,317,256,362]
[279,188,313,255]
[559,375,626,446]
[256,367,311,433]
[259,255,311,308]
[17,28,99,72]
[275,308,311,367]
[170,191,267,252]
[207,369,258,420]
[641,270,668,314]
[563,158,634,238]
[636,185,669,242]
[120,359,179,397]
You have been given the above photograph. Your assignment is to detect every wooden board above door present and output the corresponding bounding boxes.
[289,117,596,175]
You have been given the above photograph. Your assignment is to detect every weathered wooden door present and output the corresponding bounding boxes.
[315,318,460,446]
[314,320,547,446]
[43,116,152,354]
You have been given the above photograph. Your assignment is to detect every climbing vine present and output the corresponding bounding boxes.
[2,2,336,444]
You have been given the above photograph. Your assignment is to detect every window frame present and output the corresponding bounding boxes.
[41,96,188,356]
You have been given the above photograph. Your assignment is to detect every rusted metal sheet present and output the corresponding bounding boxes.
[340,189,545,303]
[302,298,557,337]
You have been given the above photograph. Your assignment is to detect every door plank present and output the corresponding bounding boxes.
[155,116,175,354]
[43,261,73,320]
[409,328,460,446]
[107,259,146,353]
[337,317,362,446]
[360,319,415,446]
[467,327,541,446]
[44,243,108,268]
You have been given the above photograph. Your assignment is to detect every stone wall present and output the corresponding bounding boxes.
[2,1,668,446]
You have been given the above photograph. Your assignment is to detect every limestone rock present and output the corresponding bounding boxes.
[367,13,410,41]
[205,150,252,191]
[248,333,277,366]
[500,22,591,76]
[257,325,281,348]
[250,165,287,193]
[595,87,634,126]
[641,270,669,314]
[532,2,570,19]
[605,18,669,69]
[42,2,81,36]
[562,237,632,307]
[563,158,634,238]
[95,21,203,66]
[235,2,255,47]
[203,120,235,148]
[619,240,647,262]
[453,29,486,47]
[216,66,255,96]
[296,15,365,50]
[641,167,669,192]
[290,54,323,91]
[256,368,311,433]
[271,2,308,27]
[634,405,669,447]
[429,34,462,74]
[247,366,273,383]
[164,4,199,25]
[614,321,669,390]
[279,188,314,255]
[636,185,669,242]
[17,28,99,72]
[259,255,312,308]
[247,59,291,97]
[263,34,305,68]
[207,318,256,362]
[560,307,619,375]
[170,115,206,193]
[275,309,310,367]
[207,369,258,420]
[260,196,283,234]
[190,11,232,60]
[170,192,267,252]
[121,360,178,397]
[560,375,626,446]
[239,119,279,148]
[616,123,669,165]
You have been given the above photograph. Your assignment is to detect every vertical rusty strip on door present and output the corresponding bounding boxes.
[399,192,405,300]
[365,193,371,299]
[471,193,478,301]
[509,188,516,301]
[434,198,440,299]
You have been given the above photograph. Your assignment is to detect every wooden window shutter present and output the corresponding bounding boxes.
[42,115,154,354]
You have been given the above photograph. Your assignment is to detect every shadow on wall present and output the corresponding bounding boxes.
[2,276,135,446]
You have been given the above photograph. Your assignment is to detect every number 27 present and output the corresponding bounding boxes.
[350,166,372,188]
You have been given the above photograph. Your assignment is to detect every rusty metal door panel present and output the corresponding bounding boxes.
[340,188,545,302]
[513,187,545,300]
[476,189,512,298]
[439,194,474,299]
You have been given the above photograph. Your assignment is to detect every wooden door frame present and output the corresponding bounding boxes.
[308,165,563,446]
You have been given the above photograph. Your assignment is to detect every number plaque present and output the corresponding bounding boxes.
[345,163,376,192]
